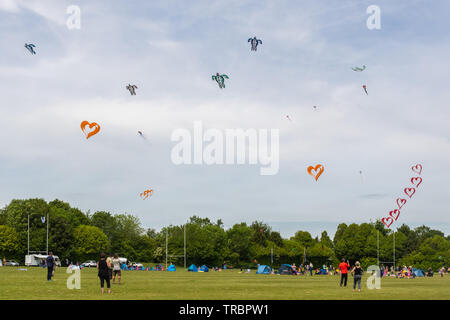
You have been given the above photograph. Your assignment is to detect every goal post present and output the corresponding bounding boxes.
[377,230,396,271]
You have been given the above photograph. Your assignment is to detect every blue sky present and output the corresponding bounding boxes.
[1,0,449,238]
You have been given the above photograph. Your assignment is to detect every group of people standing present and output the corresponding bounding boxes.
[291,259,365,291]
[43,252,122,294]
[97,253,122,294]
[338,259,364,292]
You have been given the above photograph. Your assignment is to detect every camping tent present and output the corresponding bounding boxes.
[412,268,425,277]
[167,264,176,272]
[200,265,209,272]
[278,264,295,275]
[256,265,272,274]
[188,264,198,272]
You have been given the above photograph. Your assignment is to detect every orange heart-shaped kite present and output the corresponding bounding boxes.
[307,164,324,181]
[81,121,100,139]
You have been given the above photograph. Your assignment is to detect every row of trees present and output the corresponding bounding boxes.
[0,199,449,270]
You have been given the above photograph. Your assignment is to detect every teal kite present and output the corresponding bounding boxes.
[212,73,229,89]
[352,65,366,72]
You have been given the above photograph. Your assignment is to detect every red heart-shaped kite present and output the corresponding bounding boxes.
[381,217,394,228]
[404,187,416,198]
[389,209,400,221]
[411,177,422,188]
[411,164,422,175]
[396,198,407,210]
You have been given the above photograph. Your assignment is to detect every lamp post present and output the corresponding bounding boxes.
[165,229,168,270]
[27,214,30,256]
[377,230,379,266]
[46,213,49,255]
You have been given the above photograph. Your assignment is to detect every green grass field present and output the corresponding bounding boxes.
[1,267,449,300]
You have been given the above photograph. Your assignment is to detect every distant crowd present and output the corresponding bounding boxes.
[285,261,449,278]
[283,259,450,292]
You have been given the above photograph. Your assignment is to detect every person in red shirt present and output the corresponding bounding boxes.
[339,258,350,287]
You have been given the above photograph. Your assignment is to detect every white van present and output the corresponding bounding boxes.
[118,257,127,265]
[25,254,61,267]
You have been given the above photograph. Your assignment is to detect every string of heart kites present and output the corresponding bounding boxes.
[381,164,423,228]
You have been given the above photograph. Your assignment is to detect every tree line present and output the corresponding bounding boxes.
[0,198,449,270]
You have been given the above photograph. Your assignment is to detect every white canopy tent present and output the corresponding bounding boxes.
[25,254,61,267]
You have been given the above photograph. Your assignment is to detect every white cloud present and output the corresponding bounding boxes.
[0,0,19,12]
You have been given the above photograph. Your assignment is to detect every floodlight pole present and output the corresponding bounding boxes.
[165,229,168,270]
[377,231,379,266]
[184,223,186,270]
[27,214,30,255]
[393,232,396,271]
[46,213,49,255]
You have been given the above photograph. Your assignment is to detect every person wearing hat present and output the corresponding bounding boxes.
[351,261,363,292]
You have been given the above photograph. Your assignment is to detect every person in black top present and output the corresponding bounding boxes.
[97,253,111,294]
[46,252,55,281]
[351,261,363,292]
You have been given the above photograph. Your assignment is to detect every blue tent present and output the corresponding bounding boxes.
[412,268,425,277]
[200,265,209,272]
[256,265,272,274]
[167,264,176,272]
[188,264,198,272]
[278,264,295,275]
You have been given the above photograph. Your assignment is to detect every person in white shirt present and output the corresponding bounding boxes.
[112,253,122,284]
